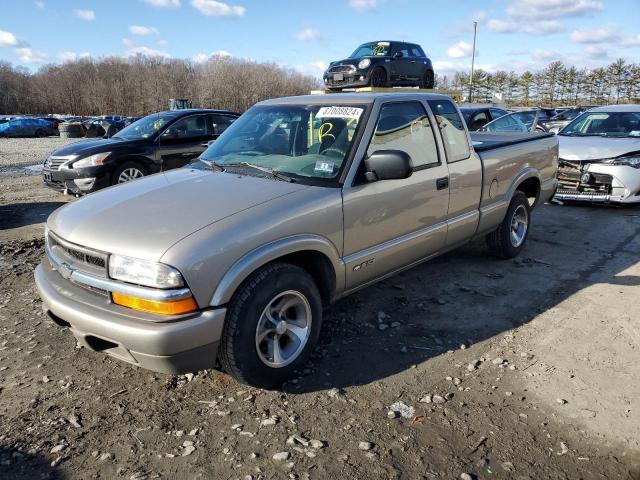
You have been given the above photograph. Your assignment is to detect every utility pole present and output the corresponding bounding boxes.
[468,21,477,103]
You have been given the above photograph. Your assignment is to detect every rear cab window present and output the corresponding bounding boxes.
[427,100,470,162]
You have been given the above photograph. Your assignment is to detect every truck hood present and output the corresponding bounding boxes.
[558,135,640,161]
[47,168,308,261]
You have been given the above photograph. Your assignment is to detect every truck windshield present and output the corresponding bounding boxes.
[560,111,640,137]
[200,104,367,181]
[350,42,390,58]
[113,113,174,140]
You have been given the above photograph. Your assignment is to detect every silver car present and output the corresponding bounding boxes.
[554,105,640,204]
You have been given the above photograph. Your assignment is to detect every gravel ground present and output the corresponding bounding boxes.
[0,137,80,173]
[0,153,639,479]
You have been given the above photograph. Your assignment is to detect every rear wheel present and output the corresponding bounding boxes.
[219,262,323,388]
[421,70,435,89]
[35,129,47,138]
[486,191,530,259]
[111,161,146,185]
[369,67,388,88]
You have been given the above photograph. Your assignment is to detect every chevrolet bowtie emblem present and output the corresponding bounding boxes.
[58,262,74,280]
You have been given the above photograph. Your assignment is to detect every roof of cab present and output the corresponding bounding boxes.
[590,104,640,113]
[257,92,453,106]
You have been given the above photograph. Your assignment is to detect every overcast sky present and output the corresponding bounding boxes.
[1,0,639,77]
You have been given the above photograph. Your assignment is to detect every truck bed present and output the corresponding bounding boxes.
[470,131,555,152]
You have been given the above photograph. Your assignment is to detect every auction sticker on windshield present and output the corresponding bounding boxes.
[316,106,363,120]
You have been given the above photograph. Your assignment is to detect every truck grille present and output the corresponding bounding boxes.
[329,64,356,74]
[47,231,108,277]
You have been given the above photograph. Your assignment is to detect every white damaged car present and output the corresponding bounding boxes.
[555,105,640,204]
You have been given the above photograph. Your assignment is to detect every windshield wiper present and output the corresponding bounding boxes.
[216,162,295,183]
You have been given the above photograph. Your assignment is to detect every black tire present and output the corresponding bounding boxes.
[422,70,435,89]
[34,129,47,138]
[219,262,323,389]
[369,67,388,88]
[59,122,84,138]
[111,161,147,185]
[486,191,531,259]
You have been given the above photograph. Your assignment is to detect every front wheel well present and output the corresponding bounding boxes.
[270,250,336,305]
[516,177,540,207]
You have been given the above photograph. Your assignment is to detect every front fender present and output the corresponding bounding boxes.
[209,234,345,306]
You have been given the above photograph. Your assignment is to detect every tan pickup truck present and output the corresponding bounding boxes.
[36,93,558,388]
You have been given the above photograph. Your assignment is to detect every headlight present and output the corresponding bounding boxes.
[109,254,184,288]
[358,58,371,70]
[72,152,111,168]
[605,155,640,168]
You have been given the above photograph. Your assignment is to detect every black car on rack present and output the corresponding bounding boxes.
[43,108,240,195]
[323,40,435,90]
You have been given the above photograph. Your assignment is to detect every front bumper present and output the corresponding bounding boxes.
[554,164,640,204]
[43,165,110,194]
[35,262,226,374]
[323,71,370,89]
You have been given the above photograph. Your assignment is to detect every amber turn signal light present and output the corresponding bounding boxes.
[112,292,198,315]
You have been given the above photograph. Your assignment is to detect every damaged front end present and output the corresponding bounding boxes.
[554,155,640,203]
[555,159,614,202]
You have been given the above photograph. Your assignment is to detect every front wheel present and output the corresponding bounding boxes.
[486,191,531,259]
[111,161,146,185]
[369,67,388,88]
[219,262,323,388]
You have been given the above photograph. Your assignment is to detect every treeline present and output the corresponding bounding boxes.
[436,58,640,106]
[0,55,319,115]
[1,55,638,115]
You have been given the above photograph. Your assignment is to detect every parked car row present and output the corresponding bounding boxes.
[43,108,240,194]
[0,117,59,138]
[461,105,599,133]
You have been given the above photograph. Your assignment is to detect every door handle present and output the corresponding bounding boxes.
[436,177,449,190]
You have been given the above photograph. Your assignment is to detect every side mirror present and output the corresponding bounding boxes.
[364,150,412,182]
[393,51,403,59]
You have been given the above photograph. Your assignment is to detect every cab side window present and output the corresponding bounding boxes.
[367,102,439,168]
[427,100,470,162]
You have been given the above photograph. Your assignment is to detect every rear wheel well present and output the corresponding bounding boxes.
[270,251,336,305]
[516,177,540,206]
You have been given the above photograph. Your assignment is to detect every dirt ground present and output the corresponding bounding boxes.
[0,140,639,479]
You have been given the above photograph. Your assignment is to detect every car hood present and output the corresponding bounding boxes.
[50,137,138,157]
[558,135,640,161]
[328,57,382,68]
[47,168,308,261]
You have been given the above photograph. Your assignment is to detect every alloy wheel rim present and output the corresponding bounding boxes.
[510,204,529,247]
[118,168,144,183]
[371,70,385,86]
[255,290,312,368]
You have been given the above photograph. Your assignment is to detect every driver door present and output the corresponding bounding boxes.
[342,101,450,290]
[159,114,210,171]
[389,45,412,82]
